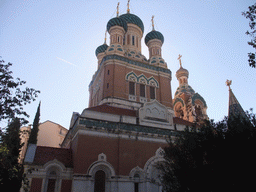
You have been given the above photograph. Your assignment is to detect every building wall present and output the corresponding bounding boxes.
[72,133,167,175]
[37,121,68,148]
[90,60,172,108]
[20,121,68,163]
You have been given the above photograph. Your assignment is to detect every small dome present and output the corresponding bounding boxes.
[119,13,144,33]
[95,44,109,56]
[107,17,128,32]
[176,66,189,79]
[145,30,164,45]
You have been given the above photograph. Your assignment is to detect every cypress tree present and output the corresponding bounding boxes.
[0,118,23,191]
[28,102,41,144]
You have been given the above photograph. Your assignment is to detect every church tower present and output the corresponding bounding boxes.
[90,4,173,110]
[173,55,208,123]
[226,80,247,119]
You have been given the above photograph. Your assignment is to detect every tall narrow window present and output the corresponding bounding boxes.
[47,179,56,192]
[136,37,138,47]
[140,84,145,97]
[134,183,139,192]
[94,170,105,192]
[129,82,135,95]
[150,86,155,99]
[127,34,130,45]
[132,36,135,45]
[134,173,140,192]
[46,170,58,192]
[118,36,120,43]
[123,36,125,45]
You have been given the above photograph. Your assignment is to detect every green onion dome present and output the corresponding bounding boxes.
[145,30,164,45]
[107,17,128,32]
[119,13,144,33]
[95,44,109,56]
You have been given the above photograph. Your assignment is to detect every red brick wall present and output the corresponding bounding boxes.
[73,134,167,175]
[61,180,72,192]
[90,60,173,108]
[30,178,42,192]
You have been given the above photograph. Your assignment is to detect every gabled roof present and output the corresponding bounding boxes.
[86,104,137,117]
[33,146,73,167]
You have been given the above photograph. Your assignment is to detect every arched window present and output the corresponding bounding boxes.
[94,170,106,192]
[45,168,60,192]
[134,173,140,192]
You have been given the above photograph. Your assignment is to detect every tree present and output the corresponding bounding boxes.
[0,118,23,191]
[242,3,256,68]
[28,102,41,144]
[159,111,256,192]
[0,59,40,125]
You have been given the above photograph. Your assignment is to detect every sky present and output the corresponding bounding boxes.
[1,0,255,129]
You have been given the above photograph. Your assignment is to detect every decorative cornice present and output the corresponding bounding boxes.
[79,118,178,137]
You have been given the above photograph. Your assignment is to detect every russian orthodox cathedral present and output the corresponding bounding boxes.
[23,2,209,192]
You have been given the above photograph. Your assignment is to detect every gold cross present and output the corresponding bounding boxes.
[226,80,232,90]
[127,0,130,13]
[151,15,155,30]
[117,2,120,17]
[178,54,182,67]
[104,30,107,44]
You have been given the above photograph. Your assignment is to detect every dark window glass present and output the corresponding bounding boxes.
[127,35,130,45]
[132,36,135,45]
[129,82,135,95]
[134,183,139,192]
[94,170,105,192]
[150,86,155,99]
[47,179,56,192]
[140,84,145,97]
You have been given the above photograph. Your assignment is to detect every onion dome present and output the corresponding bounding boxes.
[95,44,109,56]
[119,13,144,33]
[107,17,128,32]
[176,66,189,79]
[145,30,164,45]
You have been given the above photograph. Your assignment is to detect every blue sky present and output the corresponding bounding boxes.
[1,0,255,129]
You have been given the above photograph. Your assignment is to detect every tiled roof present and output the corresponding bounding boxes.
[33,146,73,167]
[86,104,137,117]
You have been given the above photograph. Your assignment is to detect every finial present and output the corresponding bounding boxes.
[116,2,120,17]
[178,54,182,67]
[127,0,130,13]
[151,15,155,31]
[226,80,232,90]
[104,30,107,44]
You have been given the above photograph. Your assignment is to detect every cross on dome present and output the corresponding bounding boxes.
[178,54,182,67]
[151,15,155,31]
[127,0,130,13]
[116,2,120,17]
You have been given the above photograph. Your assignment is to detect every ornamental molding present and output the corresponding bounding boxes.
[126,71,159,87]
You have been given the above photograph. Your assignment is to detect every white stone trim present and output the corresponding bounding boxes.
[87,158,115,178]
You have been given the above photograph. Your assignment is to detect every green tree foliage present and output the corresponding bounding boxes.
[159,111,256,192]
[0,118,23,191]
[0,59,40,125]
[243,3,256,68]
[28,102,41,144]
